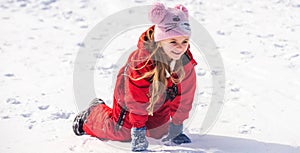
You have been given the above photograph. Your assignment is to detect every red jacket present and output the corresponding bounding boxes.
[111,26,197,129]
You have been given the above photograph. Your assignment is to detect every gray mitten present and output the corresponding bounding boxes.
[162,122,191,145]
[131,126,149,152]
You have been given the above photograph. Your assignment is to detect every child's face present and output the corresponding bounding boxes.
[159,36,189,60]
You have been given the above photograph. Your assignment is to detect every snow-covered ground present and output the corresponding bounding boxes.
[1,0,300,152]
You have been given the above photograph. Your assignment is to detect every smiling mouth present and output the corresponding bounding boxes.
[171,51,181,55]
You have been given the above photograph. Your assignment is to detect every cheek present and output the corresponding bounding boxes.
[162,45,172,53]
[182,44,189,50]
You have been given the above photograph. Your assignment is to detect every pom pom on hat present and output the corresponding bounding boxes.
[148,2,167,24]
[174,4,188,17]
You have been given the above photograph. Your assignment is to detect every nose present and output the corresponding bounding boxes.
[175,44,187,51]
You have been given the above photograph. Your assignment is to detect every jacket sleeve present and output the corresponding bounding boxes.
[169,63,197,125]
[123,64,152,128]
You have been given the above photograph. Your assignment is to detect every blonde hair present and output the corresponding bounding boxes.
[129,28,186,115]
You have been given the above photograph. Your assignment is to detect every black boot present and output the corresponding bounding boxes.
[72,109,89,136]
[89,98,105,107]
[72,98,105,136]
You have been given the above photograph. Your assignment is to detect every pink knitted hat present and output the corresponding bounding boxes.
[148,2,191,42]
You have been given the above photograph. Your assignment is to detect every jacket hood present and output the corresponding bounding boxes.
[137,25,155,51]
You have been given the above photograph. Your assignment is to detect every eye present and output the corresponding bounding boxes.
[182,40,189,44]
[170,41,177,44]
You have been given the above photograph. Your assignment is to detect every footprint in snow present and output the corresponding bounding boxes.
[27,120,37,130]
[240,51,251,55]
[4,73,14,77]
[288,54,299,61]
[1,116,10,119]
[38,105,50,110]
[50,112,73,120]
[239,124,255,134]
[230,87,240,92]
[21,113,32,118]
[197,68,206,76]
[6,98,21,105]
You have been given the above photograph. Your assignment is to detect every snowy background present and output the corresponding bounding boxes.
[1,0,300,152]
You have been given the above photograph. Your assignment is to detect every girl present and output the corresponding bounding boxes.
[73,3,197,152]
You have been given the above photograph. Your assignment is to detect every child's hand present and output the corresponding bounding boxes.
[162,122,191,145]
[131,126,149,152]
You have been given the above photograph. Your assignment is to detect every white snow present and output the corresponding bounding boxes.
[1,0,300,153]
